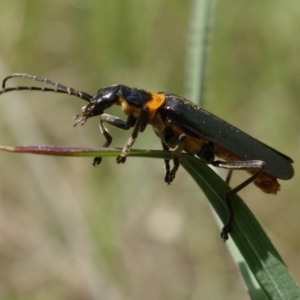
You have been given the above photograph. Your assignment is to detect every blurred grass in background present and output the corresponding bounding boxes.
[0,0,299,299]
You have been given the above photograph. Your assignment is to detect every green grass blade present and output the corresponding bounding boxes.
[185,0,213,105]
[179,155,300,299]
[185,0,268,296]
[223,234,268,299]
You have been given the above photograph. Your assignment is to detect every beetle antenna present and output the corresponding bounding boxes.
[1,73,92,102]
[0,86,92,102]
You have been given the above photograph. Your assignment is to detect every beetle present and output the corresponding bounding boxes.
[0,73,294,240]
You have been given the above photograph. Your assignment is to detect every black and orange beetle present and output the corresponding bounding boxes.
[0,73,294,240]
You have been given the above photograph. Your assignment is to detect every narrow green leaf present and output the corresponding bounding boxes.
[0,145,171,159]
[180,155,300,299]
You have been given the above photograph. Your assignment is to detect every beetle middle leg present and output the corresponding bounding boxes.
[162,131,186,184]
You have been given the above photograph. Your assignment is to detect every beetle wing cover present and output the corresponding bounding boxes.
[162,94,294,180]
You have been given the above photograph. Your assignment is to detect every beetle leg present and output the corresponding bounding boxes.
[225,170,233,184]
[116,106,149,164]
[161,141,181,184]
[161,142,172,183]
[167,134,186,183]
[211,160,265,241]
[162,133,186,184]
[93,114,136,166]
[168,157,180,184]
[197,142,215,163]
[198,142,234,185]
[139,110,149,133]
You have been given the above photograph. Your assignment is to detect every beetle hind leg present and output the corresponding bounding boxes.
[211,160,265,241]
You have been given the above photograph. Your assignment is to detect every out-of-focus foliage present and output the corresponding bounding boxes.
[0,1,299,299]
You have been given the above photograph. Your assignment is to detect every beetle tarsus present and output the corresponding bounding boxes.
[165,168,175,185]
[164,170,170,184]
[220,224,231,241]
[116,155,126,164]
[93,157,102,166]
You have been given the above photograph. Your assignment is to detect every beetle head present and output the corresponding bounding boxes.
[73,85,121,126]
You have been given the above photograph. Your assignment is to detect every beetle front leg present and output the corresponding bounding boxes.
[93,120,112,166]
[116,106,149,164]
[93,114,136,166]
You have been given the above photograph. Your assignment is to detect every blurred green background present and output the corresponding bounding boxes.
[0,1,299,299]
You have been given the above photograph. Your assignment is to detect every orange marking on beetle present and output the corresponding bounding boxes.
[249,170,280,194]
[147,93,166,120]
[118,93,165,120]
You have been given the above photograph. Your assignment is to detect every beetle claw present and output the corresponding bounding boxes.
[116,155,126,164]
[93,157,102,166]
